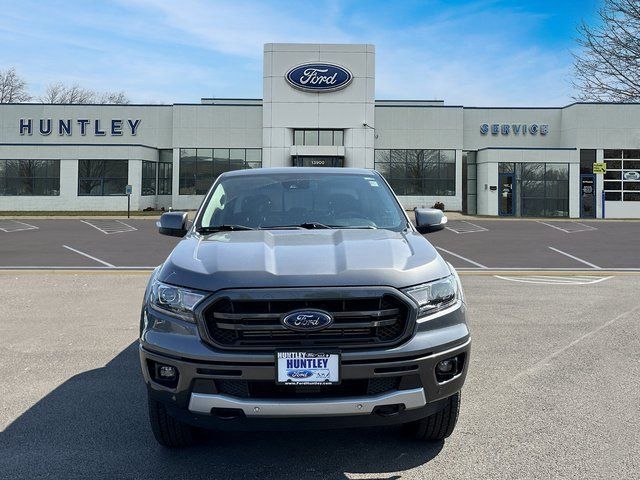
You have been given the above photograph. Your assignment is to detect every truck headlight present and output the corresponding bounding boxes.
[402,275,458,319]
[148,279,206,323]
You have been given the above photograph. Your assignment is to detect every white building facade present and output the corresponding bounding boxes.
[1,43,639,218]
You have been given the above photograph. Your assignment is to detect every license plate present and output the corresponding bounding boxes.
[276,352,340,385]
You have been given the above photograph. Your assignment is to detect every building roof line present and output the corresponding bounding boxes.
[465,101,640,110]
[174,103,262,107]
[0,103,172,107]
[476,147,577,151]
[200,97,263,101]
[0,142,161,149]
[375,105,464,109]
[375,99,444,102]
[2,101,638,109]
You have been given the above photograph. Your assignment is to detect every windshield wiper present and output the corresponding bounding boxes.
[260,222,334,230]
[327,225,378,229]
[299,222,333,229]
[259,223,379,230]
[196,224,254,233]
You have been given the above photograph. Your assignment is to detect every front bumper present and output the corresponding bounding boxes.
[140,278,471,428]
[140,297,470,430]
[189,387,427,417]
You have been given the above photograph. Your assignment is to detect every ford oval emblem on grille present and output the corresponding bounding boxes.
[281,310,334,332]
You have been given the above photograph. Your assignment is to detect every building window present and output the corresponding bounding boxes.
[141,161,157,196]
[158,149,173,195]
[462,151,477,214]
[374,149,456,196]
[179,148,262,195]
[603,149,640,202]
[78,160,128,196]
[293,129,344,146]
[580,149,596,175]
[0,159,60,196]
[499,162,569,217]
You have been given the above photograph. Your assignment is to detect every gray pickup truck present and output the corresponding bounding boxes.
[140,168,470,447]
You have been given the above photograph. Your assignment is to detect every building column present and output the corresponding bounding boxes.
[596,149,604,218]
[171,148,180,209]
[455,149,463,212]
[568,154,580,218]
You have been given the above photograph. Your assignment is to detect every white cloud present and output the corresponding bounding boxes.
[0,0,578,104]
[124,0,575,105]
[116,0,353,58]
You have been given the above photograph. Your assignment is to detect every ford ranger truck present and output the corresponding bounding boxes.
[140,168,470,447]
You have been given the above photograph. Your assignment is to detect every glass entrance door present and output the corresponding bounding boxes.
[498,173,515,216]
[580,174,596,218]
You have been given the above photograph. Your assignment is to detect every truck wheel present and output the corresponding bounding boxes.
[404,392,461,441]
[147,396,199,447]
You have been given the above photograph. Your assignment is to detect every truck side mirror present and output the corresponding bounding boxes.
[414,208,447,234]
[157,212,189,237]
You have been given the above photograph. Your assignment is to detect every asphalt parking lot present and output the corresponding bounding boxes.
[0,217,639,271]
[1,272,638,479]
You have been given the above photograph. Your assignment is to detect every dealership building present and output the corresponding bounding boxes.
[1,43,640,218]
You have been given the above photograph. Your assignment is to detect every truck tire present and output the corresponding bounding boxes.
[147,396,199,447]
[404,392,461,441]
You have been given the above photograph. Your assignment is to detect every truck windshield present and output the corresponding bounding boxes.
[197,172,408,232]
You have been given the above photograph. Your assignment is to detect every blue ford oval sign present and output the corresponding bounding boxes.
[282,310,334,331]
[285,63,353,92]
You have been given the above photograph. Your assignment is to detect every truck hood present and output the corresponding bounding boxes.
[157,229,451,292]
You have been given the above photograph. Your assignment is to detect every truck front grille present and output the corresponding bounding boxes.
[201,293,410,350]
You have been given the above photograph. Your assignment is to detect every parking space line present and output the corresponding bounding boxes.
[511,304,640,382]
[537,221,597,233]
[455,267,640,272]
[572,221,598,231]
[494,275,613,285]
[0,266,155,271]
[445,221,488,234]
[0,220,39,233]
[435,246,488,269]
[62,245,116,268]
[548,246,601,269]
[80,219,137,234]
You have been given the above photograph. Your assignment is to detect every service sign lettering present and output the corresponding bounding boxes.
[19,118,141,136]
[480,123,549,136]
[285,63,353,92]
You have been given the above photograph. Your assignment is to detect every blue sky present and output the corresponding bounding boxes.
[0,0,600,105]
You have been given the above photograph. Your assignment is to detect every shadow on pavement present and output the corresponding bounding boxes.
[0,342,443,479]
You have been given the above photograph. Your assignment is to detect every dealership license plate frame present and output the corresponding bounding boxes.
[276,351,341,385]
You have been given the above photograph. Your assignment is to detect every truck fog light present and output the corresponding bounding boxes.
[436,359,456,374]
[158,364,177,379]
[435,354,466,382]
[147,360,180,388]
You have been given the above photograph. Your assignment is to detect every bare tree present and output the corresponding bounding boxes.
[96,90,130,104]
[40,82,94,104]
[573,0,640,101]
[40,82,131,104]
[0,67,32,103]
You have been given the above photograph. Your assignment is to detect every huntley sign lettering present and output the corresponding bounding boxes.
[19,118,142,136]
